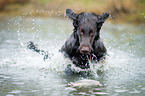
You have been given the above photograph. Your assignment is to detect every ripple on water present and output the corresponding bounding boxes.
[31,90,40,92]
[141,87,145,90]
[129,89,141,94]
[12,82,25,85]
[93,92,109,95]
[114,89,128,93]
[6,95,15,96]
[8,90,21,94]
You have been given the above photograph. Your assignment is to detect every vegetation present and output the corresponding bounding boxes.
[107,0,145,25]
[0,0,144,25]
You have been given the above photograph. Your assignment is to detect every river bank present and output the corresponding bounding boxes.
[0,0,145,25]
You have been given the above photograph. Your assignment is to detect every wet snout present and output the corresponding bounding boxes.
[80,46,91,54]
[79,36,92,54]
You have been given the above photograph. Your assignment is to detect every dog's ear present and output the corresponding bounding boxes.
[66,9,78,20]
[97,12,109,23]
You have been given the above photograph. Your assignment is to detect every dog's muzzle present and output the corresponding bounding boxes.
[79,46,91,54]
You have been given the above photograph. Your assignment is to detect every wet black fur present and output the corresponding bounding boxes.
[61,9,109,69]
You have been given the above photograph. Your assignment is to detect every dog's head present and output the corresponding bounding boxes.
[66,9,109,54]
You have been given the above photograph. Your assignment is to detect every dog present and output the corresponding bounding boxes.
[60,9,109,69]
[27,9,109,69]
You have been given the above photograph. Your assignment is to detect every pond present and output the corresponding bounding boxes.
[0,16,145,96]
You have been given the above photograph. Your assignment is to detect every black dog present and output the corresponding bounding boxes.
[60,9,109,69]
[27,9,109,69]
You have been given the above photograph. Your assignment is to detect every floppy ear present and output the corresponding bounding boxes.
[66,9,78,20]
[97,12,109,23]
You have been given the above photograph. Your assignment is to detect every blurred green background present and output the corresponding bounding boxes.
[0,0,145,25]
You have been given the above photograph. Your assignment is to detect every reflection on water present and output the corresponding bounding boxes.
[0,17,145,96]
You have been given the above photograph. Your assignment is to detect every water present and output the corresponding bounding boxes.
[0,16,145,96]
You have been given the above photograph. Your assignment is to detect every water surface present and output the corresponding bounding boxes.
[0,17,145,96]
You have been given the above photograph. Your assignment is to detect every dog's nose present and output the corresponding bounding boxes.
[80,46,90,54]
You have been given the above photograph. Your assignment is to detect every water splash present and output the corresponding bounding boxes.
[0,11,145,96]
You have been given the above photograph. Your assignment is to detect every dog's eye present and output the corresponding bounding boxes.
[89,30,94,35]
[80,29,84,35]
